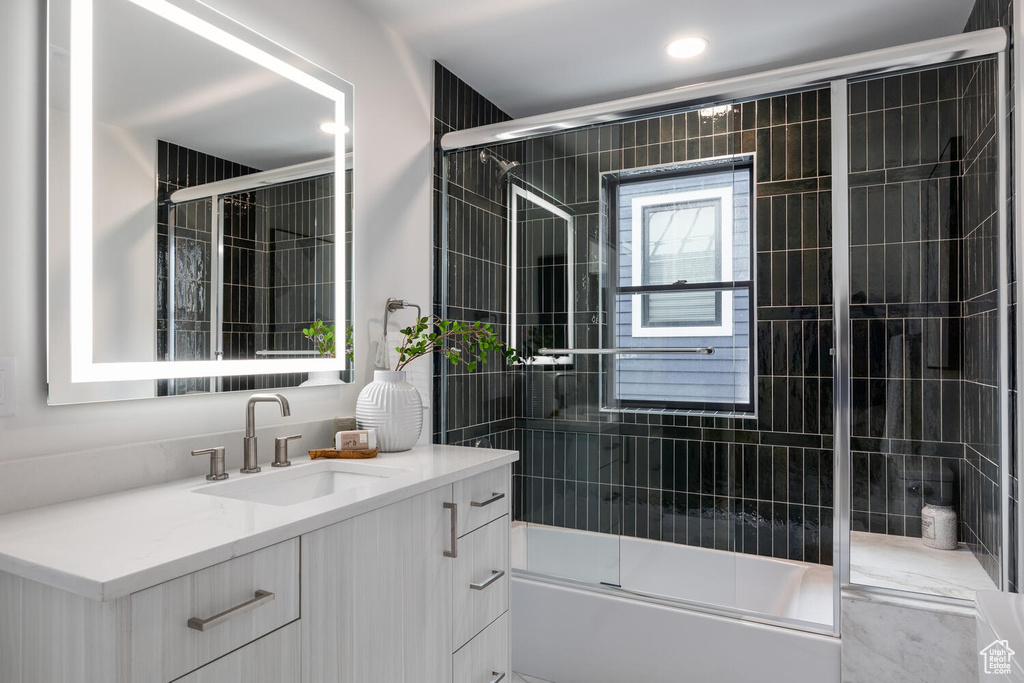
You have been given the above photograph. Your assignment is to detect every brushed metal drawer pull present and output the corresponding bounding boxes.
[470,492,505,508]
[443,502,458,558]
[187,590,275,632]
[488,671,506,683]
[470,569,505,591]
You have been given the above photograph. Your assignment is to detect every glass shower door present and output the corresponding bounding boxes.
[449,90,838,632]
[602,149,748,617]
[508,178,622,588]
[845,59,1005,599]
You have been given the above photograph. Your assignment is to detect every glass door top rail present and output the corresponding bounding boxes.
[440,28,1006,151]
[537,347,715,356]
[168,156,348,204]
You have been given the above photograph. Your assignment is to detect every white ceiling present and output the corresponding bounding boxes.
[349,0,977,118]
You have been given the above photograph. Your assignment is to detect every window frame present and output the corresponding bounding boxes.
[601,155,757,415]
[632,186,734,337]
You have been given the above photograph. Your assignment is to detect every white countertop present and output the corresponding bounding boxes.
[0,445,517,602]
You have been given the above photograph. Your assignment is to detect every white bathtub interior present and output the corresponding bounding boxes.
[511,521,833,627]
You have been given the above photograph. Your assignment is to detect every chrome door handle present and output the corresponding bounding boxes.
[187,590,275,631]
[487,671,506,683]
[470,492,505,507]
[470,569,505,590]
[444,502,458,558]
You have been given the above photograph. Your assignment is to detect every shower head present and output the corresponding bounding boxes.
[479,149,522,180]
[496,159,521,178]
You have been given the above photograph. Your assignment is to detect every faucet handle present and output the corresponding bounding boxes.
[273,435,302,468]
[192,447,228,481]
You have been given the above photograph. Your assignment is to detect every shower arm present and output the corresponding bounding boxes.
[383,298,422,334]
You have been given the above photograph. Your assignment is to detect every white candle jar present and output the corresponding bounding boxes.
[921,502,957,550]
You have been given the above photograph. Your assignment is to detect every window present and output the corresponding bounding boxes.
[632,186,733,337]
[603,157,755,414]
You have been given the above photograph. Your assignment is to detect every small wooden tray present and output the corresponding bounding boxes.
[309,447,379,460]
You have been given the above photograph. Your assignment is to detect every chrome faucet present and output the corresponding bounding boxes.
[242,393,291,473]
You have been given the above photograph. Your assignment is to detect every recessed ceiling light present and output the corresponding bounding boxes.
[666,36,708,59]
[319,122,350,135]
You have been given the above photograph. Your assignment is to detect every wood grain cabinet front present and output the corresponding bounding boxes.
[301,486,454,683]
[453,515,510,650]
[130,538,300,683]
[453,613,510,683]
[173,621,301,683]
[453,467,510,537]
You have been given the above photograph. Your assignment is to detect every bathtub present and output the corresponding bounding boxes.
[511,522,841,683]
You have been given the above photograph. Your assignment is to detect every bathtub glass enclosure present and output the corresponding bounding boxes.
[437,31,1011,639]
[440,89,837,630]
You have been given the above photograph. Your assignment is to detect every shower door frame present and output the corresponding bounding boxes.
[507,183,576,366]
[437,27,1013,640]
[830,79,850,632]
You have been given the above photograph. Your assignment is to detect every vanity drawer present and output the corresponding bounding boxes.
[174,621,300,683]
[453,465,510,537]
[130,538,299,683]
[453,515,509,649]
[453,612,510,683]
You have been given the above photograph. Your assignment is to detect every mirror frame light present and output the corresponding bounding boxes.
[63,0,350,382]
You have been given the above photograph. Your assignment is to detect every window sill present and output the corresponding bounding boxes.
[599,406,757,420]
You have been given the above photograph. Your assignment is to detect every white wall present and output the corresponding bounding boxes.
[0,0,434,488]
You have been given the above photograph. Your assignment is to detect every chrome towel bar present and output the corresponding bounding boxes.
[538,347,715,356]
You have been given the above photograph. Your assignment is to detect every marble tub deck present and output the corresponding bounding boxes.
[850,530,997,599]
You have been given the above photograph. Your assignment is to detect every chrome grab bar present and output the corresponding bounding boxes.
[187,590,275,631]
[470,569,505,591]
[538,347,715,356]
[488,672,506,683]
[255,350,320,356]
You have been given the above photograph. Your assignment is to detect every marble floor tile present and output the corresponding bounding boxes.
[841,594,976,683]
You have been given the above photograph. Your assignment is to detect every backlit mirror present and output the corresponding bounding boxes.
[47,0,354,403]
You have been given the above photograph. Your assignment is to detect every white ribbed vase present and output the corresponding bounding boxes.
[355,370,423,452]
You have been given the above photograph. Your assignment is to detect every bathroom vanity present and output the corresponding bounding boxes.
[0,445,515,683]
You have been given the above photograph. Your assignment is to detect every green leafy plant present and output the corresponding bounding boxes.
[302,320,337,358]
[303,321,355,362]
[395,316,518,372]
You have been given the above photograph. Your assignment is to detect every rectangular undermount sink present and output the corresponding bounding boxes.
[193,460,413,506]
